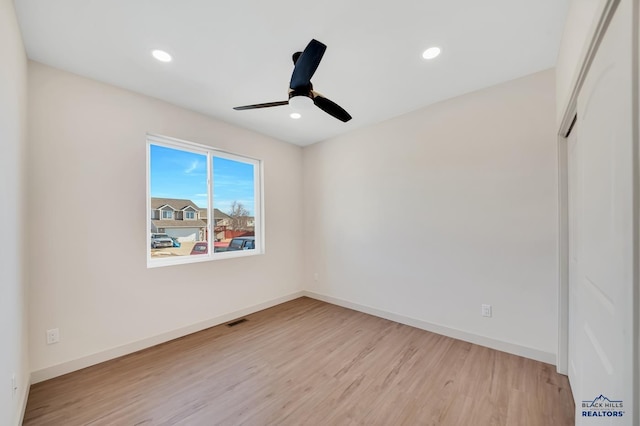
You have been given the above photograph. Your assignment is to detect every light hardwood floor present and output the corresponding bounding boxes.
[24,297,574,425]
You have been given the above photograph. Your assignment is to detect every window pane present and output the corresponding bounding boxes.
[212,156,256,253]
[149,144,208,259]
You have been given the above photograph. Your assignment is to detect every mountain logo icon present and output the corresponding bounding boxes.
[582,394,623,408]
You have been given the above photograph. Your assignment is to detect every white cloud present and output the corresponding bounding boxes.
[184,160,198,174]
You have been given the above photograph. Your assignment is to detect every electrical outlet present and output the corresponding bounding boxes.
[481,304,492,317]
[11,373,17,397]
[46,328,60,344]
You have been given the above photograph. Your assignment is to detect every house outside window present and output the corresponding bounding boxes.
[161,210,173,219]
[185,211,195,220]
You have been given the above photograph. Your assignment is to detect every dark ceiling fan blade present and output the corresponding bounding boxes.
[313,94,352,122]
[233,100,289,110]
[289,39,326,90]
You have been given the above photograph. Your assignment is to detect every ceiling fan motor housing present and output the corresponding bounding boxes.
[289,87,313,98]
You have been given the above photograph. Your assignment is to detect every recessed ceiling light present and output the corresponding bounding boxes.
[152,49,172,62]
[422,47,441,60]
[290,112,302,119]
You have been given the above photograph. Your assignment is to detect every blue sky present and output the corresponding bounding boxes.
[150,145,255,215]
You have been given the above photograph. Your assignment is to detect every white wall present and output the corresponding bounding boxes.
[0,0,29,423]
[27,62,304,380]
[303,69,559,362]
[556,0,608,125]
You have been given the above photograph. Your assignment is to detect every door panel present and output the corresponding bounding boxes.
[568,0,634,424]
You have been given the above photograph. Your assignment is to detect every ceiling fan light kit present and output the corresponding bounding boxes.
[233,39,352,123]
[289,95,313,111]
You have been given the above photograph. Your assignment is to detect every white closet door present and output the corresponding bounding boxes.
[569,0,635,424]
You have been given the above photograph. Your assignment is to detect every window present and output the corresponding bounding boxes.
[147,134,262,267]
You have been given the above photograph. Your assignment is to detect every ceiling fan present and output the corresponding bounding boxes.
[233,39,352,122]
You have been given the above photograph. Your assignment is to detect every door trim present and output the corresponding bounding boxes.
[632,1,639,422]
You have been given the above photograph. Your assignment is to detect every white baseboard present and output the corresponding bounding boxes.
[30,289,555,384]
[31,291,305,384]
[302,290,556,365]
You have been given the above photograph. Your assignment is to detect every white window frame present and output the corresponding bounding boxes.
[161,209,174,220]
[146,134,264,268]
[184,210,195,220]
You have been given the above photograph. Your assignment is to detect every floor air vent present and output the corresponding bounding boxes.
[226,318,248,327]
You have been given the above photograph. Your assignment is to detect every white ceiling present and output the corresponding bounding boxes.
[15,0,569,146]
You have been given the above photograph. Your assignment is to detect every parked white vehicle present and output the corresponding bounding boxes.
[150,233,173,248]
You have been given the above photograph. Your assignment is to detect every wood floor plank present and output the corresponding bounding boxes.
[23,297,574,425]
